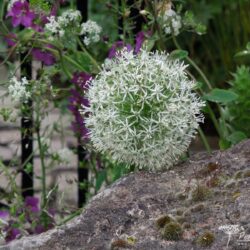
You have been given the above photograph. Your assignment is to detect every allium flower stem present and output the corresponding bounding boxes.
[35,106,47,208]
[172,36,212,90]
[172,36,223,139]
[198,127,211,153]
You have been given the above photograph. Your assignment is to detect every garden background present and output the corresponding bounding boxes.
[0,0,250,244]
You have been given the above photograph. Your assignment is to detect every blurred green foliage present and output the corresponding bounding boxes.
[180,0,250,87]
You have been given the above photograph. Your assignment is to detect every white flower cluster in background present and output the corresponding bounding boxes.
[84,49,205,171]
[8,77,31,103]
[56,147,74,164]
[45,10,81,39]
[162,9,182,36]
[80,20,102,46]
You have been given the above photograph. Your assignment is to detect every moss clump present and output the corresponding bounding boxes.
[175,215,186,224]
[190,203,205,213]
[196,231,215,247]
[191,185,211,202]
[198,162,221,176]
[234,171,243,179]
[162,222,183,241]
[110,239,130,249]
[243,169,250,178]
[182,222,192,229]
[156,215,174,228]
[176,191,187,200]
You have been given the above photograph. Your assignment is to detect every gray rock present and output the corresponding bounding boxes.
[1,139,250,250]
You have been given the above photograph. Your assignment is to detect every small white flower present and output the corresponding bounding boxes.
[84,49,205,171]
[80,20,102,46]
[57,148,74,164]
[8,77,31,103]
[162,9,182,36]
[45,10,81,38]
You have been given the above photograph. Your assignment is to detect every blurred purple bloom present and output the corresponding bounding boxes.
[5,227,21,242]
[134,31,151,54]
[108,41,132,59]
[72,72,92,90]
[4,33,17,47]
[25,196,39,213]
[7,1,35,28]
[0,210,9,219]
[69,74,91,140]
[32,45,55,66]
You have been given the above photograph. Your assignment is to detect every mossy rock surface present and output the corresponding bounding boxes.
[3,140,250,250]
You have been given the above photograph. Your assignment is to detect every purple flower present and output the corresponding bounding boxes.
[72,72,92,90]
[134,31,152,54]
[0,210,9,220]
[68,74,91,140]
[5,227,21,242]
[108,41,133,59]
[32,45,56,66]
[7,1,36,28]
[25,196,39,213]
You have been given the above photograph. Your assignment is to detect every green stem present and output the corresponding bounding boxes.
[36,121,47,208]
[198,127,211,153]
[77,38,101,71]
[57,209,82,226]
[172,36,223,138]
[172,36,212,90]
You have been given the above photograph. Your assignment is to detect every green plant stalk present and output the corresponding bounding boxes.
[35,108,47,208]
[172,36,223,139]
[0,161,20,196]
[57,209,82,226]
[198,127,211,153]
[77,38,101,71]
[0,1,9,34]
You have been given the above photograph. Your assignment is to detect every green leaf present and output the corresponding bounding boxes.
[219,138,231,150]
[170,50,189,60]
[18,29,35,43]
[235,50,250,58]
[203,88,238,104]
[95,170,106,191]
[246,42,250,51]
[228,131,247,145]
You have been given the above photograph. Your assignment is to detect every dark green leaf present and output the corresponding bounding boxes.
[203,88,238,104]
[170,50,189,60]
[228,131,247,145]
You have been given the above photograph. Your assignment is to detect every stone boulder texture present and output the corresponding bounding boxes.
[1,139,250,250]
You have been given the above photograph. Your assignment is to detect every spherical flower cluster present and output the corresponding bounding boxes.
[84,49,205,171]
[162,9,182,36]
[80,20,102,46]
[8,77,31,103]
[45,10,81,39]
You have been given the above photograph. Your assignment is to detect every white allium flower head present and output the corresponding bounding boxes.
[80,20,102,46]
[84,49,205,171]
[8,77,31,103]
